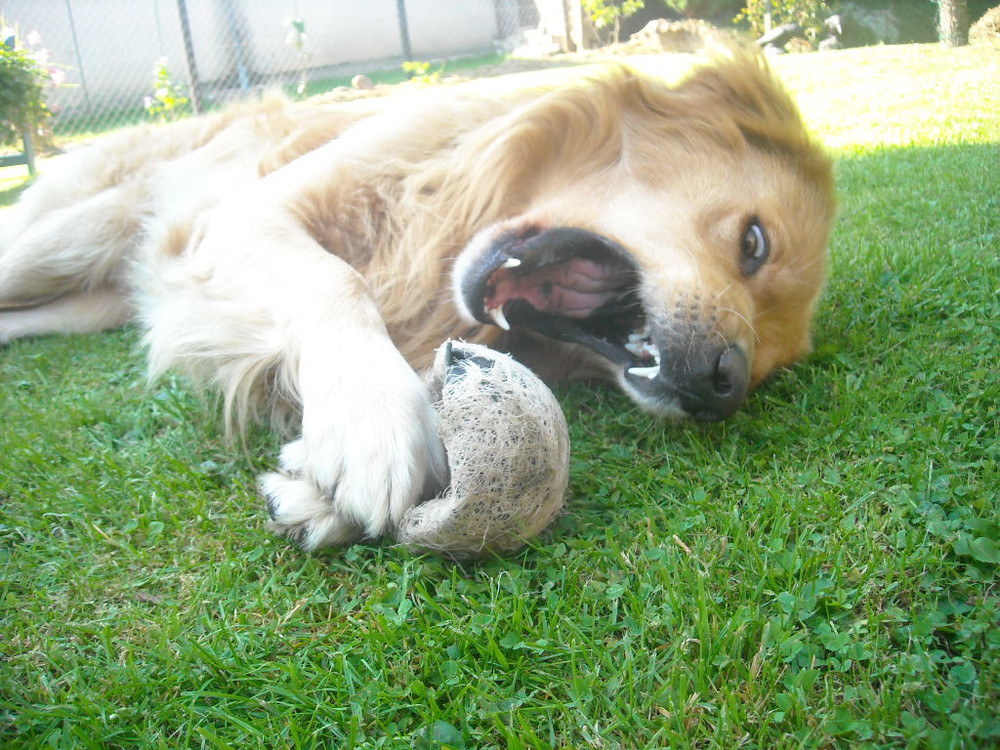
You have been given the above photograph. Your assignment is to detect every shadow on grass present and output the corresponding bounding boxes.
[0,173,33,207]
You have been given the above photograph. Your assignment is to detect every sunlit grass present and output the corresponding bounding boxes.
[773,43,1000,149]
[1,43,998,749]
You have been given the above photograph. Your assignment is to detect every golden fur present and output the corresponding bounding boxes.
[0,51,835,550]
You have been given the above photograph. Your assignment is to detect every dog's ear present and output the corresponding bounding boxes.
[406,75,629,228]
[677,49,803,135]
[674,48,834,189]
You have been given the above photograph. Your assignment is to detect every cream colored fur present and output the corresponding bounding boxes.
[0,52,835,549]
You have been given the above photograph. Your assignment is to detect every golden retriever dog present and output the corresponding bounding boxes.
[0,51,835,550]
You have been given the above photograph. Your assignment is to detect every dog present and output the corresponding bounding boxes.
[0,50,836,550]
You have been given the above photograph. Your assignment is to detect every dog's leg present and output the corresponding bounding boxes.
[0,185,144,343]
[0,289,131,344]
[141,210,447,550]
[0,184,147,311]
[141,104,464,549]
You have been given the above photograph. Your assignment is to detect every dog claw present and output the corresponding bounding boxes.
[627,365,660,380]
[488,306,511,331]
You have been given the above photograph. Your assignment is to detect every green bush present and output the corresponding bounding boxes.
[0,43,49,148]
[584,0,645,42]
[664,0,742,18]
[735,0,832,38]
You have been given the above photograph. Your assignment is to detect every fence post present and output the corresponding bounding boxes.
[220,0,252,90]
[0,129,35,175]
[174,0,202,113]
[63,0,93,114]
[396,0,412,59]
[21,127,35,175]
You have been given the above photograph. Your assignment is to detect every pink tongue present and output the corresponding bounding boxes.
[488,259,628,319]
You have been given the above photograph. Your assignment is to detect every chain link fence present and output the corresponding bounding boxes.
[2,0,543,139]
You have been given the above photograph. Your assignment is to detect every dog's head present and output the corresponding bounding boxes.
[452,52,836,421]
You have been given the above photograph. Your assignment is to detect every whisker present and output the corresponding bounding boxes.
[658,226,704,285]
[717,306,760,345]
[713,282,736,300]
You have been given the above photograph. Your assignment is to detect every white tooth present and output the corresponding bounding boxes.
[642,343,660,362]
[488,306,511,331]
[499,258,521,269]
[627,365,660,380]
[624,340,645,356]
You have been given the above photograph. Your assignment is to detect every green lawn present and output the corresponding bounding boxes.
[1,43,998,749]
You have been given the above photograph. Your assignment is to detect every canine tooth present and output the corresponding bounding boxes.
[488,306,511,331]
[624,339,646,356]
[499,258,521,269]
[627,365,660,380]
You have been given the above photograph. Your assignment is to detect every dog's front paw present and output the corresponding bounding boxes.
[260,469,361,550]
[261,361,447,551]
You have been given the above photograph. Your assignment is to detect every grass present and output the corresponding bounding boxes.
[300,52,509,96]
[1,43,998,749]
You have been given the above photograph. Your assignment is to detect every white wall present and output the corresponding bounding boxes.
[2,0,504,117]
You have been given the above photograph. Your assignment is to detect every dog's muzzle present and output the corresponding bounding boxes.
[456,225,752,421]
[624,339,749,421]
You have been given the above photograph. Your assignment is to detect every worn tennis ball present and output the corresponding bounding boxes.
[396,341,570,559]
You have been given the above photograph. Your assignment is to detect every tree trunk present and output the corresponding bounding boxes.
[562,0,586,52]
[939,0,969,47]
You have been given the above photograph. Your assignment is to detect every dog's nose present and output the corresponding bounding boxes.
[673,343,750,422]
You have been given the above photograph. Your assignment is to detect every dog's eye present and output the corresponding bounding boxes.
[740,220,769,275]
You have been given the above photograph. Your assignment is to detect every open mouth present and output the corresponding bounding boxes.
[458,227,661,380]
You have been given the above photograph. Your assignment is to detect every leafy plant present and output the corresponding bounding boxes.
[402,60,442,84]
[584,0,645,43]
[143,57,189,122]
[735,0,832,38]
[0,28,51,149]
[664,0,739,18]
[284,16,310,97]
